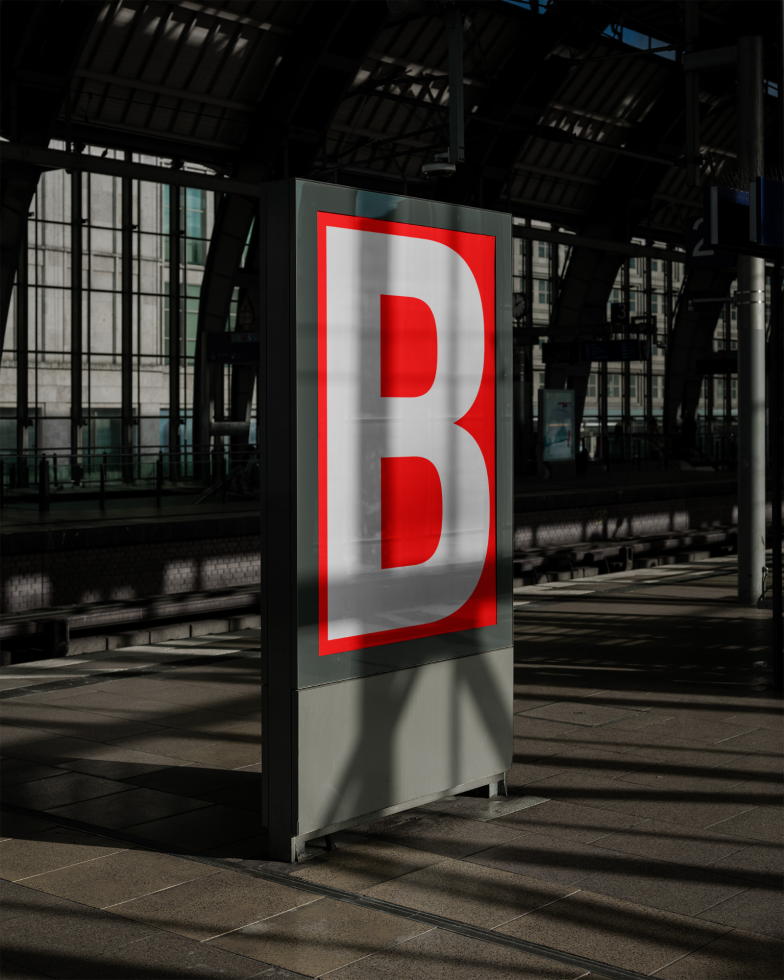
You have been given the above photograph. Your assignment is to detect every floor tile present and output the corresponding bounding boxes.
[496,890,730,975]
[0,758,67,786]
[466,832,633,885]
[121,764,257,795]
[123,802,265,852]
[7,734,186,775]
[706,805,784,843]
[0,878,75,922]
[1,896,161,980]
[0,700,162,742]
[653,928,784,979]
[194,778,262,811]
[291,839,445,892]
[47,784,212,828]
[515,701,643,727]
[209,897,431,976]
[490,800,645,843]
[321,926,586,979]
[21,847,219,908]
[353,810,524,859]
[697,885,784,939]
[522,771,638,810]
[594,820,754,867]
[0,811,58,841]
[1,827,127,882]
[364,858,575,927]
[704,840,784,887]
[578,857,750,916]
[109,728,261,768]
[76,930,275,979]
[110,868,318,941]
[418,793,549,823]
[2,771,133,811]
[0,960,54,980]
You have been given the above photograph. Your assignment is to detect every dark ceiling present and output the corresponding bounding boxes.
[1,0,782,246]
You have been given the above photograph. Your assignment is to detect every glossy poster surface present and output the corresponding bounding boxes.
[541,388,575,462]
[317,213,496,656]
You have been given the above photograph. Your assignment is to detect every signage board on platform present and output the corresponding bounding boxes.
[262,181,513,859]
[267,183,513,689]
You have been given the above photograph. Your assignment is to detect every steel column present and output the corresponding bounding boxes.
[684,3,701,188]
[121,164,134,483]
[447,9,465,165]
[70,164,83,475]
[168,183,181,482]
[15,220,29,486]
[736,35,766,605]
[771,260,783,687]
[623,257,631,456]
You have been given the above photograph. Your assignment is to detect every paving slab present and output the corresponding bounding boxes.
[19,847,218,908]
[364,859,576,928]
[110,868,319,941]
[210,897,430,977]
[320,927,586,980]
[496,890,731,976]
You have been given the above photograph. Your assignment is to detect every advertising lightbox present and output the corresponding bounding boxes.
[541,388,576,462]
[262,181,512,860]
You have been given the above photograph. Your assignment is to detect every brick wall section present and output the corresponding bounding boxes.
[2,535,260,615]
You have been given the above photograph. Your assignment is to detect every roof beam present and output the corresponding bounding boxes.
[511,224,684,262]
[72,69,256,113]
[1,142,259,195]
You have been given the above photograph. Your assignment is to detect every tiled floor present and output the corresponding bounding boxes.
[1,561,782,979]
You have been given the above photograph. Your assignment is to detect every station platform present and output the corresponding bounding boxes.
[1,557,781,979]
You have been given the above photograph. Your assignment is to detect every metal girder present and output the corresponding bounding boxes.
[0,142,259,194]
[512,225,684,263]
[663,267,737,433]
[0,1,102,348]
[191,0,390,472]
[545,71,687,432]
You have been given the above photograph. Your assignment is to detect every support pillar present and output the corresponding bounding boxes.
[70,162,83,476]
[16,219,30,486]
[736,35,766,605]
[168,183,181,483]
[121,164,134,482]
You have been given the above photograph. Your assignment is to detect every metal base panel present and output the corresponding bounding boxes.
[279,645,512,861]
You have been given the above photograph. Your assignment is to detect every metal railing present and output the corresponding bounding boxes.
[0,448,260,512]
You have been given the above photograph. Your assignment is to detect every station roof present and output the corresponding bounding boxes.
[2,0,782,246]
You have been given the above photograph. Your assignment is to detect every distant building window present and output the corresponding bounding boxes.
[629,257,636,270]
[538,372,545,389]
[731,378,737,402]
[653,376,659,399]
[652,260,658,272]
[537,279,551,305]
[538,241,551,258]
[652,294,659,315]
[609,374,620,398]
[588,374,596,398]
[629,375,637,400]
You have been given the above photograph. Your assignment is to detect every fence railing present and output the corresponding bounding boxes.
[0,448,260,512]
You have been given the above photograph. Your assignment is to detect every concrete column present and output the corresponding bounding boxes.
[168,183,181,482]
[16,218,29,486]
[70,162,83,475]
[736,35,766,604]
[121,162,134,483]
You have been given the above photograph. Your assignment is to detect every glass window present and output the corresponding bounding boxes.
[731,378,737,402]
[629,257,636,270]
[537,241,551,258]
[652,376,659,399]
[538,372,545,388]
[652,260,658,272]
[609,374,620,398]
[537,279,551,305]
[629,375,637,399]
[588,374,596,398]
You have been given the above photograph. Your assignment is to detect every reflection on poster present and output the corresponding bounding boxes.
[541,389,575,461]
